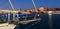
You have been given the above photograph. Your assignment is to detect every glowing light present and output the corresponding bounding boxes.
[48,11,53,15]
[38,14,40,16]
[39,7,45,12]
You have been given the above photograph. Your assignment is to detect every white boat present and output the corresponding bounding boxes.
[0,23,16,29]
[0,0,41,29]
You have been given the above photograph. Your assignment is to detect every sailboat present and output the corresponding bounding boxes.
[0,0,16,29]
[0,0,40,29]
[17,0,40,24]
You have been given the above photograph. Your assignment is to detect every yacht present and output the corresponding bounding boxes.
[0,0,40,29]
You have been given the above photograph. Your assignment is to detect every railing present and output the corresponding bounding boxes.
[0,13,40,23]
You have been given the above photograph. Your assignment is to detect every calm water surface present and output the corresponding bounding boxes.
[14,14,60,29]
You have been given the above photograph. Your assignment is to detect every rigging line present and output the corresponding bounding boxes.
[8,0,15,21]
[32,0,38,19]
[32,0,37,10]
[8,0,15,11]
[25,0,41,29]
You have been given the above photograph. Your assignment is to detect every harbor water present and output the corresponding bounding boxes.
[14,13,60,29]
[0,13,60,29]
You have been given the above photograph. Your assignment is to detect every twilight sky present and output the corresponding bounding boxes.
[0,0,60,10]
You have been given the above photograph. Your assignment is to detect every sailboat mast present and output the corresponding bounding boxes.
[8,0,15,11]
[32,0,37,19]
[8,0,15,21]
[32,0,37,10]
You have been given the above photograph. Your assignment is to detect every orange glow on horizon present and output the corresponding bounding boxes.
[39,7,45,12]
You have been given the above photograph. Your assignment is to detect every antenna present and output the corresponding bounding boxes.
[24,0,38,20]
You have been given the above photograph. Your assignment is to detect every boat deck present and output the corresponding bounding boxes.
[0,24,16,29]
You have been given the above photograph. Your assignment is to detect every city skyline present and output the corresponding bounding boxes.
[0,0,60,10]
